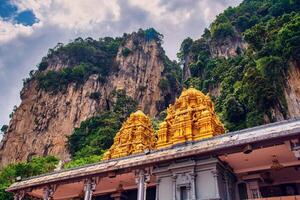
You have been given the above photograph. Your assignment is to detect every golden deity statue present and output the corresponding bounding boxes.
[103,110,156,160]
[156,87,225,149]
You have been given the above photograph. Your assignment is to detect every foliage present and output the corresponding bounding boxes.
[110,90,138,121]
[64,154,103,169]
[37,59,48,71]
[89,92,101,100]
[151,110,167,132]
[177,37,193,60]
[8,106,17,119]
[121,47,132,57]
[211,21,235,40]
[137,28,163,43]
[37,63,98,93]
[159,51,182,109]
[1,125,8,134]
[36,37,123,93]
[180,0,300,131]
[0,156,58,200]
[159,78,169,91]
[276,14,300,63]
[66,91,137,168]
[67,112,122,159]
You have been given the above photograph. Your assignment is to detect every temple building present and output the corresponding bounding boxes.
[6,88,300,200]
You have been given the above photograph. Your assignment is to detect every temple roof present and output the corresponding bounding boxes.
[7,118,300,192]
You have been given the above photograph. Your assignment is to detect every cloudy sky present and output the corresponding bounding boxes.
[0,0,242,129]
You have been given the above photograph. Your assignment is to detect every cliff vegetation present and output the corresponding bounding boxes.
[180,0,300,130]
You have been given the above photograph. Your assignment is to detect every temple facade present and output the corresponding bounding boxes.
[6,88,300,200]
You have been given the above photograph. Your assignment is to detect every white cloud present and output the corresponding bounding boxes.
[12,0,121,29]
[0,0,242,128]
[0,20,34,43]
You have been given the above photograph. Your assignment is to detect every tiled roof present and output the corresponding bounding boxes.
[7,118,300,192]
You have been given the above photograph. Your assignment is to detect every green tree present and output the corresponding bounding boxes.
[211,22,235,40]
[1,125,8,134]
[0,156,58,200]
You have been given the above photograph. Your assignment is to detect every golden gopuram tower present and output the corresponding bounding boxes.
[103,110,156,160]
[156,87,225,149]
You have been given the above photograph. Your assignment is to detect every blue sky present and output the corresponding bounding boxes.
[0,0,242,134]
[0,0,37,25]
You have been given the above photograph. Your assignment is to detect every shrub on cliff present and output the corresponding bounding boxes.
[0,156,58,200]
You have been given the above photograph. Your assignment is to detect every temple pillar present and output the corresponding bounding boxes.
[189,172,196,200]
[172,175,177,200]
[135,169,150,200]
[13,190,25,200]
[83,177,98,200]
[212,170,221,199]
[43,185,57,200]
[155,178,160,200]
[224,173,231,200]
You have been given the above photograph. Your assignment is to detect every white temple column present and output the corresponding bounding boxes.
[172,175,177,200]
[136,169,146,200]
[84,177,97,200]
[155,178,161,200]
[135,169,150,200]
[212,170,220,199]
[190,173,197,200]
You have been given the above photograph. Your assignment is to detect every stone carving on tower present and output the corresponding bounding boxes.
[156,87,225,149]
[103,110,156,160]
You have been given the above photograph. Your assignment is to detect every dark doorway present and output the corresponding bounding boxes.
[260,183,299,197]
[238,182,248,200]
[95,187,156,200]
[95,194,113,200]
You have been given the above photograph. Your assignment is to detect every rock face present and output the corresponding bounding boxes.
[266,61,300,122]
[113,35,166,116]
[0,32,181,167]
[285,61,300,118]
[209,37,247,59]
[0,77,102,166]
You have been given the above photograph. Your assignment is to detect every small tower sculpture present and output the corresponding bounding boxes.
[103,110,156,160]
[156,88,225,149]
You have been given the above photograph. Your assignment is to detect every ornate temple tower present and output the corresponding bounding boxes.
[156,87,224,149]
[103,110,156,160]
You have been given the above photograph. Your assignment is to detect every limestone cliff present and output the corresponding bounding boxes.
[0,30,181,167]
[209,36,247,59]
[285,61,300,119]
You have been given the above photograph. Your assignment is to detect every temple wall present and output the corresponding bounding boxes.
[196,170,216,199]
[158,176,172,199]
[153,157,235,200]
